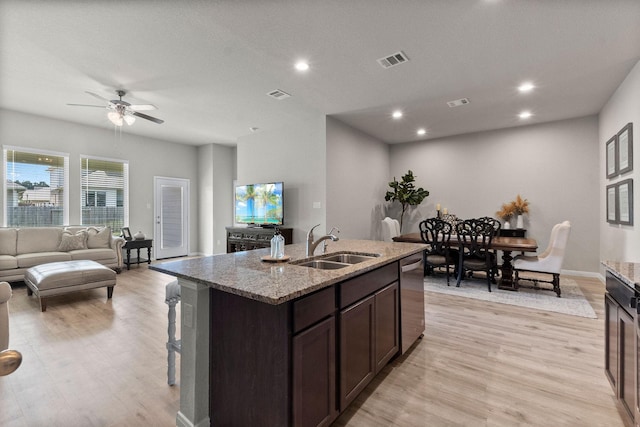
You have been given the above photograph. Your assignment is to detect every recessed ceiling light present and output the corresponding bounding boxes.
[518,82,535,93]
[392,110,403,119]
[294,61,309,72]
[417,128,427,136]
[519,111,532,119]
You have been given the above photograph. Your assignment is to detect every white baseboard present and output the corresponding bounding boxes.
[562,269,604,283]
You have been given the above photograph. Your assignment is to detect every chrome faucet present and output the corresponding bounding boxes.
[322,227,340,253]
[306,224,340,257]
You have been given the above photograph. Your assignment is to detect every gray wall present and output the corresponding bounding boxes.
[198,143,235,255]
[389,116,600,273]
[236,114,327,243]
[0,108,201,256]
[326,117,390,240]
[599,60,640,266]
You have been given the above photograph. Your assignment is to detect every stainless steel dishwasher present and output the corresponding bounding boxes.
[399,253,425,354]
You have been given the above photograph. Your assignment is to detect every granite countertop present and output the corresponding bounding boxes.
[602,260,640,289]
[150,239,426,305]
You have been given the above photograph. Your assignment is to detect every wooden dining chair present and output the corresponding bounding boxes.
[419,218,458,284]
[479,216,501,278]
[455,219,496,292]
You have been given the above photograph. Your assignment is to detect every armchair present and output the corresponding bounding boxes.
[513,221,571,297]
[381,217,401,242]
[1,281,22,376]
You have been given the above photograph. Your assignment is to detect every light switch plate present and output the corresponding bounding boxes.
[313,201,321,209]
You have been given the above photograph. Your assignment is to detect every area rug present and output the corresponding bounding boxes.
[424,275,597,319]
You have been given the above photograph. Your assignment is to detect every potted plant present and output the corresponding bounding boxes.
[384,170,429,232]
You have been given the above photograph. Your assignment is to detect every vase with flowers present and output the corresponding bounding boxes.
[497,194,530,230]
[512,194,529,229]
[496,203,515,229]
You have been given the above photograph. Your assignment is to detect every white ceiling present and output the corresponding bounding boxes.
[1,1,639,146]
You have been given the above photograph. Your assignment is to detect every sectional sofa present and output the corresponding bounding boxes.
[0,226,125,282]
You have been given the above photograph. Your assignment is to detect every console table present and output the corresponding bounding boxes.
[499,229,526,238]
[123,239,153,270]
[226,227,293,253]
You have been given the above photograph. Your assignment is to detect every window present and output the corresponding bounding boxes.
[3,147,69,226]
[81,156,128,229]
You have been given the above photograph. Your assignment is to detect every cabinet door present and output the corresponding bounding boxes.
[620,307,635,423]
[293,316,337,427]
[636,310,640,426]
[375,282,399,372]
[340,294,375,410]
[605,293,618,389]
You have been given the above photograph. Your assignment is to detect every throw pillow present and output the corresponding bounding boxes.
[87,227,111,249]
[58,231,87,252]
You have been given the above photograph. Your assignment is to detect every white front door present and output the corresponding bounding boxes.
[154,176,189,259]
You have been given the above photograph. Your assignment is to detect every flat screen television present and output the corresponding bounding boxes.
[235,181,284,226]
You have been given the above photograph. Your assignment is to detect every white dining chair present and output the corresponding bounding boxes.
[381,217,401,242]
[513,221,571,297]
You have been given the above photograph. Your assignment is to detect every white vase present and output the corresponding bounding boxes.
[503,220,511,230]
[516,215,524,229]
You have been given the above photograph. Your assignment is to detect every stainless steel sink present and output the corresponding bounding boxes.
[296,260,350,270]
[322,254,377,264]
[292,252,380,270]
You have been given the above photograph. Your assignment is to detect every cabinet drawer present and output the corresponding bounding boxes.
[340,263,399,309]
[606,271,636,316]
[293,286,336,334]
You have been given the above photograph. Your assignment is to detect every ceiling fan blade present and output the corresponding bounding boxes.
[128,104,157,111]
[85,91,110,102]
[132,111,164,124]
[67,103,106,108]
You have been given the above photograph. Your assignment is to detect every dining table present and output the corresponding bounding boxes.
[392,233,538,291]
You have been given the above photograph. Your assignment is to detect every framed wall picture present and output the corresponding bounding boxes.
[606,135,618,178]
[607,183,618,223]
[617,122,633,175]
[121,227,132,240]
[617,178,633,226]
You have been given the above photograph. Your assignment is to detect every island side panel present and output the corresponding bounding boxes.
[177,278,210,427]
[209,288,292,426]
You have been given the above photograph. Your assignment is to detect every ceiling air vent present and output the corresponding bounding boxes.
[267,89,291,100]
[447,98,470,108]
[377,51,409,69]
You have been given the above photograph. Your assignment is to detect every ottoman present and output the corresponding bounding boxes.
[24,260,116,312]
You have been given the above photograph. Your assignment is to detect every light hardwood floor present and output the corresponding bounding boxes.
[0,267,625,426]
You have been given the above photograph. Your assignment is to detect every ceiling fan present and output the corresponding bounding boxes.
[67,90,164,126]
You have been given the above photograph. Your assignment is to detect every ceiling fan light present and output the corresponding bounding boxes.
[124,114,136,126]
[107,111,123,126]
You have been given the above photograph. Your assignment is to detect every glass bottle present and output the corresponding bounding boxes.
[270,229,285,259]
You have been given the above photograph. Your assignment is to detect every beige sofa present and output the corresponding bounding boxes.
[0,226,125,282]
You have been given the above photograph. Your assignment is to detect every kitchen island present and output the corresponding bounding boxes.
[151,239,426,427]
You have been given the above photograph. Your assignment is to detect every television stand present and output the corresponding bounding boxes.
[226,226,293,253]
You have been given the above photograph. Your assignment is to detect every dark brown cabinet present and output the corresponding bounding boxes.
[604,271,637,425]
[225,226,292,253]
[293,316,337,427]
[340,294,375,409]
[338,263,400,410]
[374,283,400,371]
[292,286,337,427]
[209,260,403,426]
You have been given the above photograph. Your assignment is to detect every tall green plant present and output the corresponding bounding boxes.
[384,170,429,231]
